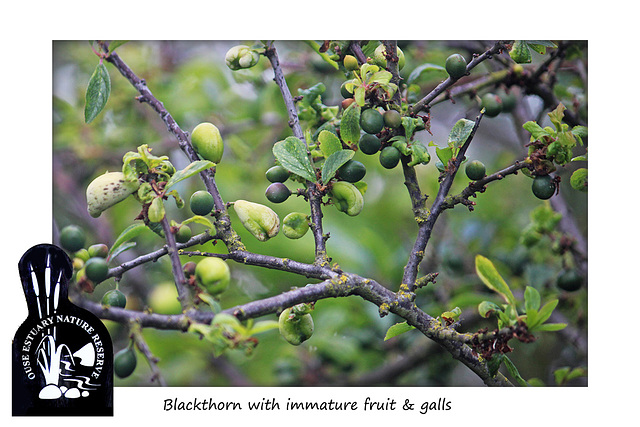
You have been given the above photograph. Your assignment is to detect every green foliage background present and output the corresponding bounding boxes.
[52,41,587,386]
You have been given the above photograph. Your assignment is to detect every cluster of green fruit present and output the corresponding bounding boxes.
[59,225,126,307]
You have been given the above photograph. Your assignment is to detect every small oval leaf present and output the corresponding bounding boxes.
[321,149,355,184]
[84,62,111,123]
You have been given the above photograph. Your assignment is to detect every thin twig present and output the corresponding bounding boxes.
[264,42,329,265]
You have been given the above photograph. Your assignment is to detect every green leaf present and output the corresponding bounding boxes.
[534,323,567,332]
[503,356,529,386]
[406,63,447,85]
[109,241,136,261]
[303,40,339,70]
[272,136,317,182]
[321,149,355,184]
[548,103,566,132]
[166,189,184,209]
[84,62,111,123]
[369,70,392,85]
[246,320,279,335]
[340,102,361,145]
[165,160,216,191]
[475,255,516,306]
[182,215,215,232]
[318,130,343,158]
[447,119,475,150]
[524,286,540,312]
[523,121,553,141]
[509,40,532,64]
[354,86,366,107]
[108,40,129,51]
[384,321,416,341]
[109,223,150,256]
[434,145,453,166]
[526,40,557,55]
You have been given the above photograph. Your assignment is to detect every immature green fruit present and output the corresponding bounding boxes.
[265,182,291,203]
[359,134,381,155]
[331,181,364,216]
[282,212,310,239]
[88,243,109,258]
[465,160,486,181]
[343,54,359,71]
[114,347,137,379]
[379,146,401,169]
[175,224,192,243]
[279,308,314,346]
[532,175,556,200]
[84,257,109,283]
[445,53,468,79]
[74,248,91,263]
[149,282,182,314]
[557,269,583,292]
[383,110,402,128]
[372,44,405,70]
[497,89,517,113]
[340,79,355,99]
[190,190,215,215]
[102,289,127,308]
[195,257,231,296]
[360,108,384,134]
[265,165,290,183]
[225,45,260,70]
[86,171,140,218]
[59,225,86,252]
[338,160,367,183]
[233,199,280,241]
[191,122,224,164]
[481,93,503,117]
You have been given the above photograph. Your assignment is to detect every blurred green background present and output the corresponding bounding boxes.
[53,41,587,386]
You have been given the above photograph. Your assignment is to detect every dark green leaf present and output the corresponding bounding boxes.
[84,62,111,123]
[272,136,317,182]
[384,322,416,341]
[503,356,529,386]
[165,160,215,191]
[321,149,355,184]
[487,354,504,377]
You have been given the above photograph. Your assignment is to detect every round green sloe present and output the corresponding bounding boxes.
[379,146,401,169]
[360,108,384,134]
[338,160,366,183]
[84,257,109,283]
[445,53,467,79]
[383,110,402,129]
[557,269,582,292]
[102,289,127,308]
[175,224,192,243]
[59,225,86,253]
[114,347,137,379]
[481,93,503,117]
[465,160,486,181]
[359,134,381,155]
[266,165,290,183]
[190,190,215,215]
[532,175,556,200]
[265,183,291,203]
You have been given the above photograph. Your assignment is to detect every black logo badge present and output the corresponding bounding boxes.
[13,244,113,416]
